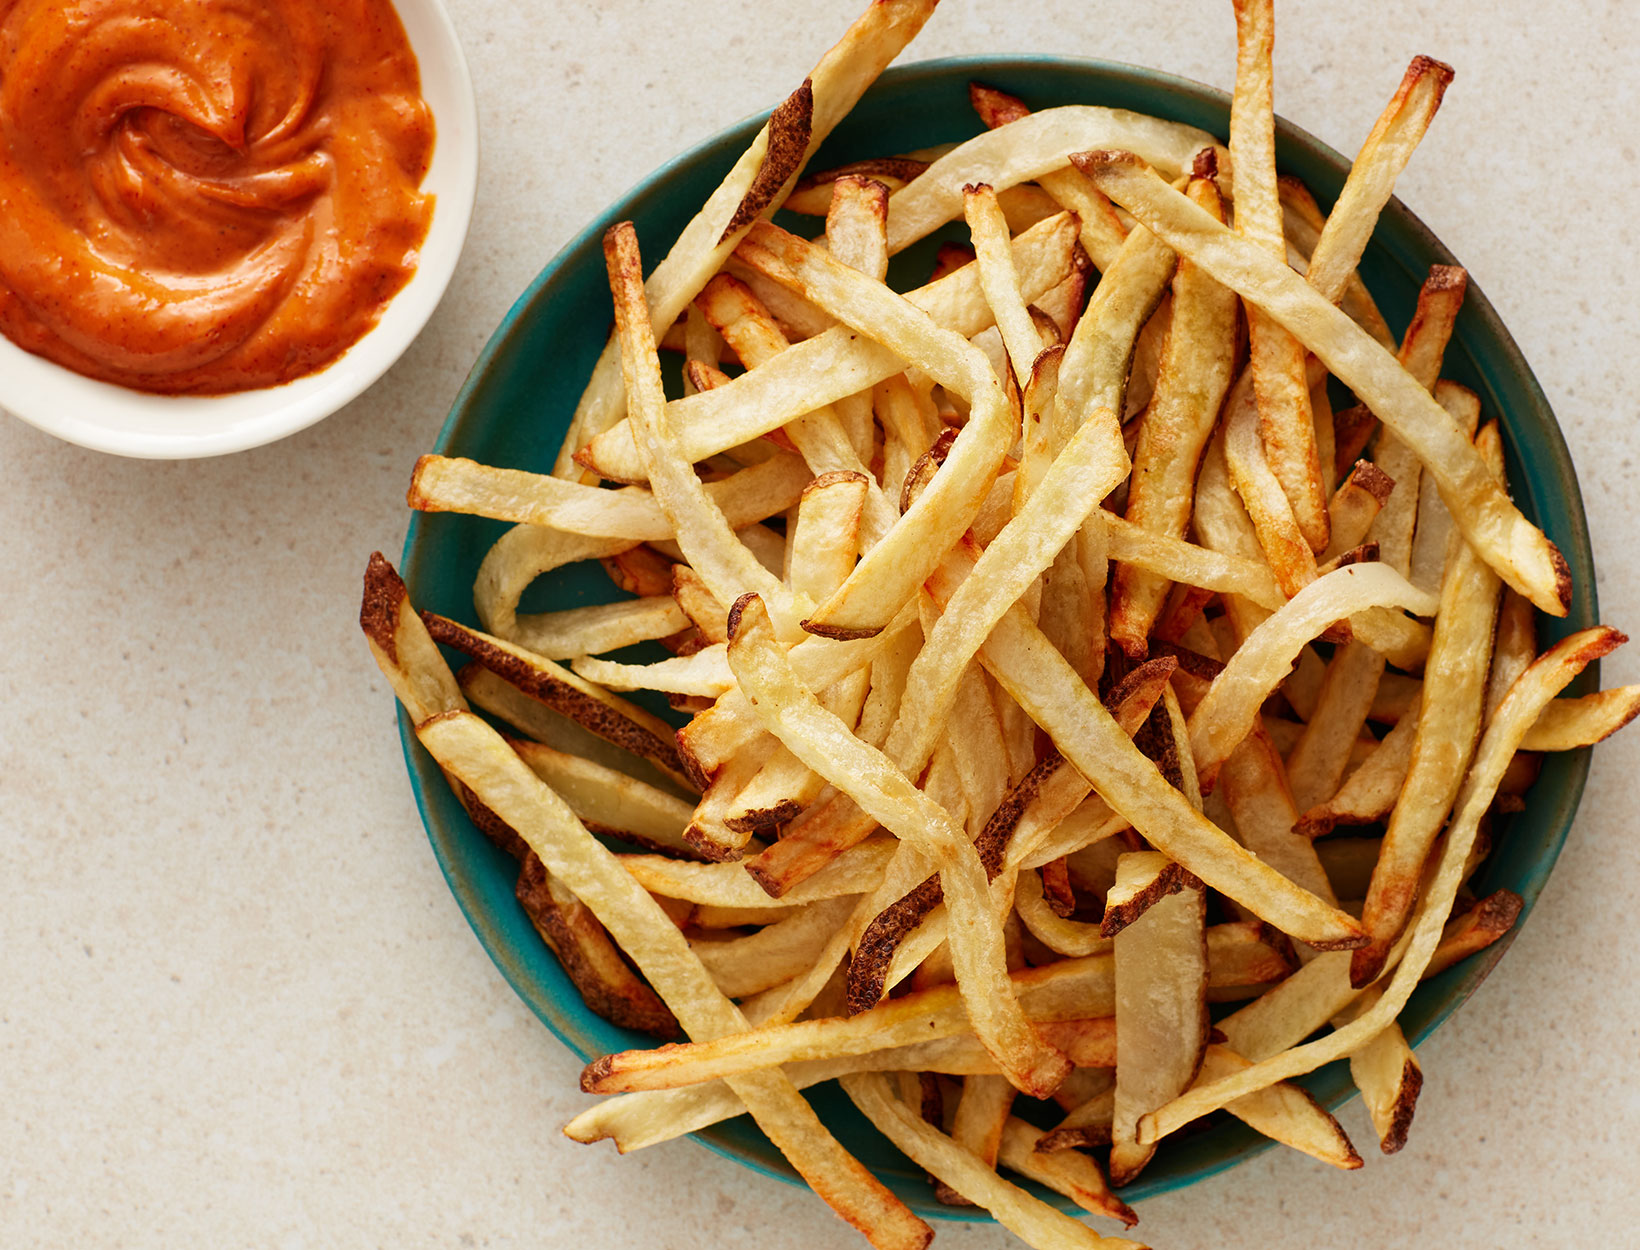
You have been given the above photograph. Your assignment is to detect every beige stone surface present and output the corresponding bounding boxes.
[4,0,1638,1245]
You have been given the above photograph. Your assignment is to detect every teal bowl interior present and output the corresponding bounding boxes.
[397,56,1596,1217]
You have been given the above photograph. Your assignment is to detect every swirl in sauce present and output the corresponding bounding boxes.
[0,0,435,394]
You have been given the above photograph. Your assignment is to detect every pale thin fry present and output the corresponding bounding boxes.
[572,645,733,697]
[1285,640,1388,813]
[505,597,688,662]
[692,896,860,998]
[726,593,1071,1096]
[1076,152,1571,617]
[1296,706,1418,838]
[1521,688,1640,751]
[409,451,812,541]
[1139,626,1624,1143]
[965,183,1046,384]
[1485,588,1537,723]
[843,1074,1147,1250]
[1277,175,1394,348]
[1408,380,1483,594]
[884,104,1215,255]
[1187,563,1439,789]
[1222,370,1320,598]
[1229,0,1328,551]
[554,0,940,494]
[1337,986,1423,1154]
[579,213,1079,483]
[581,956,1114,1093]
[1218,721,1339,907]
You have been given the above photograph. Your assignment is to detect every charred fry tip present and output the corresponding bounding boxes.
[1405,53,1457,88]
[580,1055,615,1093]
[962,180,993,197]
[798,618,883,641]
[1191,146,1219,180]
[802,468,872,497]
[1425,264,1469,292]
[1380,1059,1423,1154]
[1349,458,1396,504]
[360,551,408,662]
[722,78,814,241]
[724,591,761,643]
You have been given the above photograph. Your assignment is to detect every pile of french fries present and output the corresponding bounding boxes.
[359,2,1639,1246]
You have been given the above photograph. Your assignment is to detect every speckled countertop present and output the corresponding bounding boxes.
[4,1,1638,1245]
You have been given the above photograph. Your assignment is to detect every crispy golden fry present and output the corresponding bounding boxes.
[1109,171,1239,655]
[1521,688,1640,751]
[554,0,940,496]
[1322,459,1395,563]
[1424,889,1525,979]
[1304,55,1455,303]
[998,1119,1136,1229]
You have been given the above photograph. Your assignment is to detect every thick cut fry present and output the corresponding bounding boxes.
[1075,152,1570,617]
[1229,0,1328,551]
[965,183,1045,385]
[1108,863,1208,1184]
[1138,627,1624,1143]
[1296,706,1418,838]
[1192,1044,1362,1170]
[726,593,1071,1096]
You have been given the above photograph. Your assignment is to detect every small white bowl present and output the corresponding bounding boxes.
[0,0,478,459]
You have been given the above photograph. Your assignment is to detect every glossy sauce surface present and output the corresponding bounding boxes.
[0,0,435,394]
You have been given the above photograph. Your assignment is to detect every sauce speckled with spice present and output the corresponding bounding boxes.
[0,0,435,394]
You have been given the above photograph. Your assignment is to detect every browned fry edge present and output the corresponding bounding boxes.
[360,551,407,664]
[517,855,679,1040]
[422,612,688,779]
[1099,860,1202,937]
[968,81,1030,129]
[791,155,931,197]
[1378,1057,1423,1154]
[722,79,815,241]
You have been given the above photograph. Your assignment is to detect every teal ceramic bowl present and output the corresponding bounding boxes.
[398,57,1596,1218]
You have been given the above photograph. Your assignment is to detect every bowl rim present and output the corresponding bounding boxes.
[399,51,1596,1218]
[0,0,479,460]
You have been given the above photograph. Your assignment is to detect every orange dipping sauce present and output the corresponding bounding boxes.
[0,0,435,394]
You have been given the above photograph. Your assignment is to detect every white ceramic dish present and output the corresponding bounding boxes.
[0,0,478,460]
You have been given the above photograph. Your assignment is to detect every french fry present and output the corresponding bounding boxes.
[553,0,940,492]
[1352,424,1506,987]
[1075,151,1571,618]
[1108,859,1208,1184]
[1108,169,1239,655]
[1520,687,1640,751]
[843,1073,1146,1250]
[998,1118,1136,1229]
[1423,889,1525,979]
[1139,626,1625,1144]
[726,592,1071,1096]
[1296,706,1419,838]
[579,212,1079,484]
[1229,0,1329,552]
